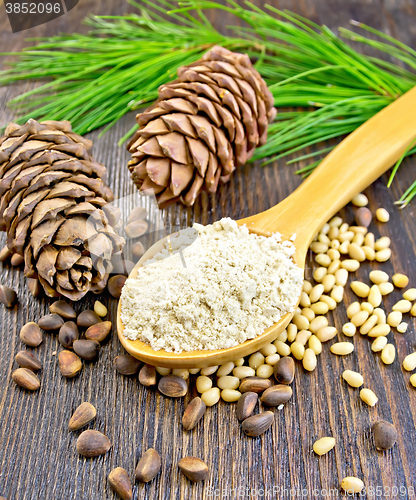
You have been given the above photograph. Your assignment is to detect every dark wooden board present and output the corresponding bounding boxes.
[1,0,416,499]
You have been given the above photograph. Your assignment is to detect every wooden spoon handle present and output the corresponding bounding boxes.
[246,85,416,253]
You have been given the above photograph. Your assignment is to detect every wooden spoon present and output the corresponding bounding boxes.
[118,85,416,368]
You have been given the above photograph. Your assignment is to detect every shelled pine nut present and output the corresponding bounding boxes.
[327,249,340,261]
[287,324,298,342]
[392,273,409,288]
[201,388,220,407]
[277,330,288,342]
[300,291,311,307]
[309,316,328,334]
[362,246,375,260]
[373,308,386,324]
[339,222,349,233]
[378,282,394,295]
[156,367,171,376]
[342,323,356,337]
[308,335,322,355]
[376,208,389,222]
[410,374,416,388]
[342,370,364,388]
[315,254,331,267]
[302,308,315,322]
[411,303,416,317]
[351,310,369,327]
[318,233,331,245]
[369,270,389,284]
[234,358,245,367]
[348,243,366,262]
[257,364,274,379]
[330,342,354,355]
[359,315,378,335]
[221,389,241,402]
[342,259,360,272]
[303,280,313,294]
[360,388,378,406]
[350,281,370,298]
[351,194,368,207]
[329,215,343,227]
[339,241,350,254]
[330,285,344,303]
[233,366,256,379]
[368,285,382,307]
[296,330,312,346]
[320,223,330,235]
[387,311,402,328]
[403,352,416,371]
[397,322,408,333]
[313,436,336,455]
[364,233,375,248]
[350,226,368,235]
[302,349,317,372]
[259,344,277,357]
[248,352,264,370]
[327,260,341,274]
[266,354,280,366]
[291,342,305,360]
[311,302,329,315]
[371,336,388,352]
[309,284,325,304]
[196,376,212,393]
[274,341,291,357]
[403,288,416,301]
[374,237,391,251]
[360,302,373,314]
[292,313,310,330]
[335,269,348,287]
[316,326,337,343]
[322,274,336,293]
[347,302,361,319]
[217,362,235,377]
[375,248,392,262]
[320,295,337,310]
[392,300,412,313]
[217,376,240,390]
[381,344,396,365]
[368,324,391,337]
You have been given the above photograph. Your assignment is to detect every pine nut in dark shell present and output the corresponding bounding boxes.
[108,275,126,299]
[38,313,64,331]
[68,402,97,431]
[0,285,17,308]
[274,357,295,385]
[158,374,188,397]
[241,411,274,437]
[108,467,133,500]
[239,376,271,394]
[139,364,157,387]
[182,397,206,430]
[236,392,258,421]
[260,385,293,406]
[355,207,372,228]
[76,429,111,458]
[19,322,43,347]
[10,253,24,266]
[135,448,161,483]
[59,321,79,348]
[12,368,40,391]
[49,300,77,319]
[59,350,82,378]
[28,278,41,298]
[372,420,398,451]
[15,351,42,371]
[85,321,112,343]
[178,457,208,482]
[73,340,100,361]
[114,355,141,375]
[77,310,102,328]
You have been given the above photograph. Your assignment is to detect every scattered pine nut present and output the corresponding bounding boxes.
[320,295,337,310]
[392,299,412,313]
[360,302,374,314]
[313,267,327,283]
[381,344,396,365]
[410,374,416,388]
[369,270,389,284]
[303,281,313,294]
[313,436,336,456]
[201,388,220,407]
[397,322,408,333]
[274,341,291,357]
[217,362,235,377]
[341,259,360,272]
[302,349,317,372]
[309,316,328,334]
[330,342,354,355]
[368,285,382,307]
[316,326,337,343]
[291,342,305,360]
[371,336,388,352]
[351,194,368,207]
[411,303,416,317]
[330,285,344,303]
[341,477,365,494]
[200,365,219,376]
[403,352,416,371]
[375,248,391,262]
[315,254,331,267]
[392,273,409,288]
[308,335,322,355]
[368,324,391,338]
[348,243,366,262]
[374,236,391,251]
[403,288,416,301]
[387,311,402,328]
[360,314,378,335]
[347,302,361,319]
[342,322,356,337]
[350,281,370,298]
[351,310,369,327]
[376,208,389,222]
[342,370,364,388]
[373,308,386,324]
[360,388,378,406]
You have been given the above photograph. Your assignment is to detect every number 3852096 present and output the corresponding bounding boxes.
[5,3,61,14]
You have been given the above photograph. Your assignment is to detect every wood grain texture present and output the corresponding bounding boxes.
[1,1,416,499]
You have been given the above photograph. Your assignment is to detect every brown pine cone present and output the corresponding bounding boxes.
[127,45,276,207]
[0,119,125,300]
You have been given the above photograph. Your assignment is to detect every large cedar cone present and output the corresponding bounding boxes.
[127,45,276,207]
[0,119,125,300]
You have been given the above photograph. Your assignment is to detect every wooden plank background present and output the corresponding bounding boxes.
[1,0,416,499]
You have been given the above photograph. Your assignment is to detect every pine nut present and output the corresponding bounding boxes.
[351,281,370,298]
[323,273,337,292]
[308,335,322,355]
[368,324,391,337]
[320,295,337,310]
[327,248,340,261]
[311,302,329,315]
[155,367,171,376]
[351,193,368,207]
[342,322,356,337]
[360,302,374,314]
[341,477,364,494]
[320,223,330,235]
[381,344,396,365]
[201,387,220,406]
[318,233,331,245]
[292,313,310,330]
[315,254,331,267]
[302,308,315,322]
[347,302,361,319]
[397,322,408,333]
[378,282,394,295]
[339,222,349,233]
[375,248,392,262]
[331,239,341,250]
[221,389,241,402]
[373,308,386,324]
[411,303,416,317]
[200,365,219,376]
[371,336,387,352]
[309,316,328,334]
[330,285,344,303]
[335,268,348,287]
[248,352,265,370]
[296,330,312,346]
[360,314,378,335]
[403,288,416,301]
[392,273,409,288]
[368,285,382,307]
[277,330,288,342]
[392,299,412,313]
[327,259,341,275]
[410,374,416,388]
[330,342,354,355]
[403,352,416,371]
[310,242,328,254]
[257,364,274,378]
[364,233,375,248]
[233,366,256,379]
[387,311,402,328]
[362,246,375,260]
[234,358,245,367]
[309,284,325,303]
[360,388,378,406]
[217,362,235,377]
[328,226,339,240]
[313,436,336,455]
[303,280,313,294]
[329,215,343,227]
[352,232,365,246]
[369,270,389,284]
[274,341,291,357]
[260,344,277,357]
[302,349,317,372]
[350,225,368,235]
[342,259,360,272]
[376,208,389,222]
[172,369,190,380]
[351,310,369,327]
[299,291,311,308]
[339,241,350,254]
[316,326,337,343]
[217,376,240,390]
[189,368,200,375]
[266,353,280,366]
[375,236,391,250]
[348,243,365,262]
[287,324,298,342]
[196,376,212,393]
[291,341,305,360]
[342,370,364,388]
[313,268,327,283]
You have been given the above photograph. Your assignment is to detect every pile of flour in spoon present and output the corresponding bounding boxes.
[120,218,303,353]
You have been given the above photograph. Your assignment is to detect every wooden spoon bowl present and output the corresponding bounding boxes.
[117,85,416,368]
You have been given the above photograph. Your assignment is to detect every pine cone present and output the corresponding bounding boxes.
[127,45,276,207]
[0,119,125,300]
